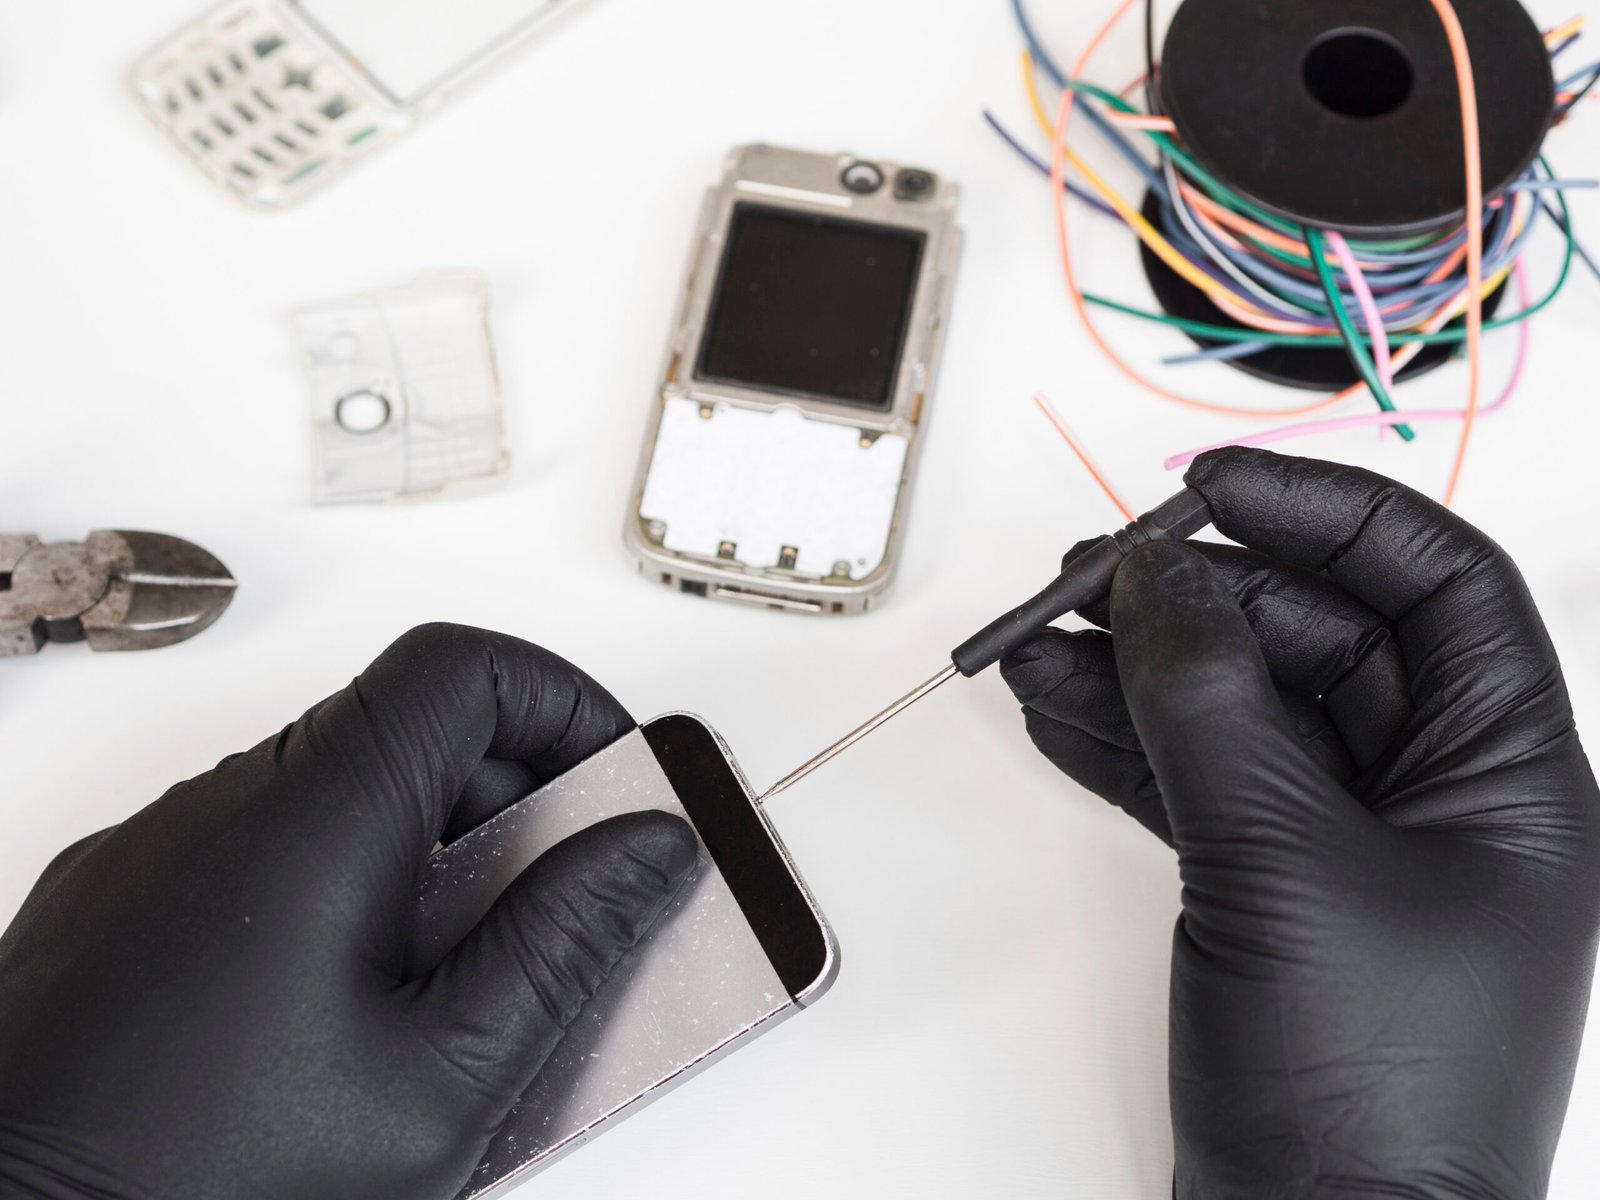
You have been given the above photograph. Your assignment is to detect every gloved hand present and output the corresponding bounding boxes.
[0,624,698,1200]
[1003,449,1600,1199]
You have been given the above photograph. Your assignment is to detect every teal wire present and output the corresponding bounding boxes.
[1305,228,1416,441]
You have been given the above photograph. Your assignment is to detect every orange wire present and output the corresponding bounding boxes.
[1046,0,1488,502]
[1046,0,1356,420]
[1110,114,1178,132]
[1431,0,1484,507]
[1034,395,1138,521]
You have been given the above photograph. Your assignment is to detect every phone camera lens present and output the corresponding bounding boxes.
[894,168,936,201]
[841,161,885,195]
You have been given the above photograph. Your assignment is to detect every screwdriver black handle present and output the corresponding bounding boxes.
[950,488,1214,678]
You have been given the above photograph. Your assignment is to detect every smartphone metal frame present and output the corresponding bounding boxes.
[624,144,963,616]
[409,713,838,1198]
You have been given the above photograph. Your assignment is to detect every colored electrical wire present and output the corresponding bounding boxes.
[982,110,1120,219]
[1165,262,1534,469]
[993,0,1591,503]
[1037,12,1365,420]
[1308,227,1413,439]
[1430,0,1486,508]
[1033,395,1137,522]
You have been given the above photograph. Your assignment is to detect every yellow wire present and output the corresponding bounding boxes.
[1019,49,1519,340]
[1020,51,1268,313]
[1546,16,1586,44]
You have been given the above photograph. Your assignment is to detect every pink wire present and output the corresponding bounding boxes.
[1164,261,1532,471]
[1325,231,1395,388]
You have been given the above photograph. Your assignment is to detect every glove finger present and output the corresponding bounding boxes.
[1109,540,1363,855]
[1195,544,1411,770]
[412,811,697,1108]
[1073,539,1409,769]
[445,759,542,845]
[1022,710,1172,845]
[238,624,635,903]
[1002,629,1141,752]
[1278,690,1359,787]
[1185,449,1571,762]
[1053,542,1406,770]
[1079,540,1398,699]
[1060,539,1115,630]
[1004,631,1353,844]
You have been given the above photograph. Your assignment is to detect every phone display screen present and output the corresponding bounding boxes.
[695,203,927,411]
[291,0,566,101]
[408,718,830,1196]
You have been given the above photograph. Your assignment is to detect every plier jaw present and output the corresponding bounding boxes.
[0,531,236,656]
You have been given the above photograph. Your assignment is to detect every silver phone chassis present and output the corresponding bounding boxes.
[409,715,840,1198]
[625,144,963,616]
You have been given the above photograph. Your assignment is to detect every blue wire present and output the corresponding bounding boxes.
[1549,33,1582,59]
[999,6,1594,352]
[1556,62,1600,90]
[1162,341,1274,366]
[1507,177,1598,192]
[982,111,1121,219]
[1010,0,1169,195]
[1538,197,1600,288]
[1171,191,1595,368]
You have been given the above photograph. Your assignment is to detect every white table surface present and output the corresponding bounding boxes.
[3,1,1598,1196]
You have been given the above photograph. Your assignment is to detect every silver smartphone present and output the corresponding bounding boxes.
[625,144,963,616]
[408,714,839,1198]
[131,0,586,208]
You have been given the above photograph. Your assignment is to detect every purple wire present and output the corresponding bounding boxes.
[982,111,1120,220]
[1164,262,1535,470]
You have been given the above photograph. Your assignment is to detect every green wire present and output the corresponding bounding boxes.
[1058,77,1450,252]
[1082,157,1578,351]
[1048,47,1581,408]
[1305,228,1416,441]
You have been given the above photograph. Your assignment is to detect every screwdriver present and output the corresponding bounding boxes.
[758,487,1214,803]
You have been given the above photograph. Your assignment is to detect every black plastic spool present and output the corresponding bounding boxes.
[1142,0,1552,389]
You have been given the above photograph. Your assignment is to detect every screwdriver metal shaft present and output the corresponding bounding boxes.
[758,664,959,804]
[758,487,1215,804]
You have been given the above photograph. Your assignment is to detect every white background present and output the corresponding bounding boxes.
[2,1,1598,1196]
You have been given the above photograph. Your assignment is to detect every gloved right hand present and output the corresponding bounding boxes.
[1003,449,1600,1199]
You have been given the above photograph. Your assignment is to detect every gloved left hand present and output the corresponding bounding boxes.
[0,624,699,1200]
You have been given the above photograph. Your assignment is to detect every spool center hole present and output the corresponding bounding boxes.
[1302,30,1414,119]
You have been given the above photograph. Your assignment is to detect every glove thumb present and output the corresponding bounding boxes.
[1111,541,1363,859]
[415,810,698,1103]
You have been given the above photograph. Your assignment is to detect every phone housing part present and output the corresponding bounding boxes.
[626,144,963,616]
[130,0,583,208]
[294,271,510,504]
[408,714,838,1198]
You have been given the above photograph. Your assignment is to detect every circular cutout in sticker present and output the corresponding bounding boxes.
[335,389,392,434]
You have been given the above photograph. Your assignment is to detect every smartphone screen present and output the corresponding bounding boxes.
[290,0,569,101]
[408,716,834,1197]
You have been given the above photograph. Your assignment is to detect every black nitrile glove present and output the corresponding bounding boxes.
[1003,449,1600,1199]
[0,624,698,1200]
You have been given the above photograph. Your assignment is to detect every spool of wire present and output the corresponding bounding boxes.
[1148,0,1551,393]
[986,0,1599,503]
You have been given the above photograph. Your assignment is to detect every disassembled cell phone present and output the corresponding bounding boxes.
[130,0,584,207]
[408,714,838,1198]
[625,144,963,616]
